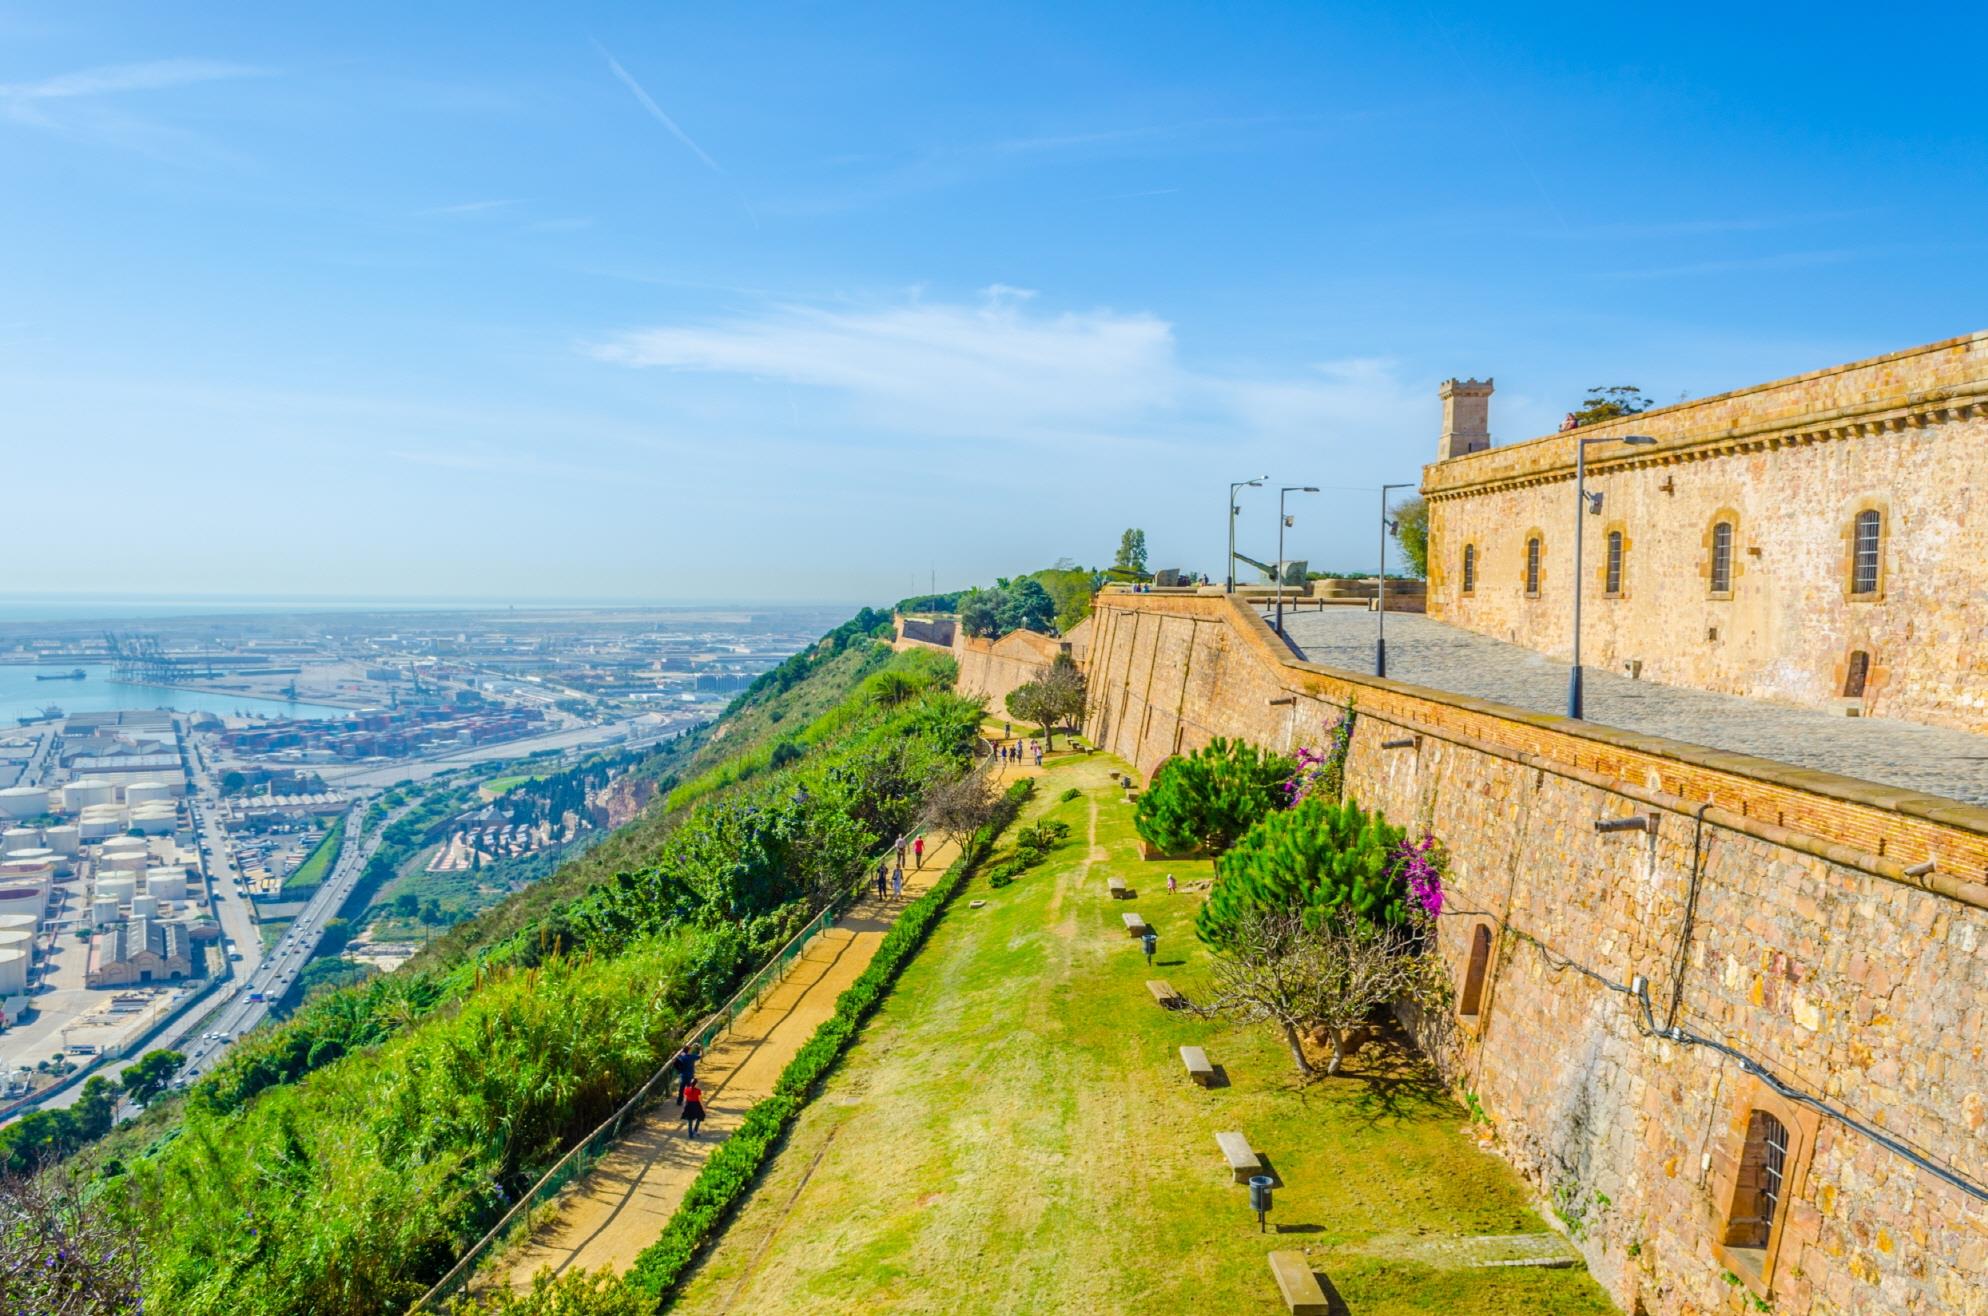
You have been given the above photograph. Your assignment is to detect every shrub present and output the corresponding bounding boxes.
[1197,795,1410,947]
[444,1267,649,1315]
[1134,737,1294,856]
[1016,820,1069,852]
[1058,787,1081,803]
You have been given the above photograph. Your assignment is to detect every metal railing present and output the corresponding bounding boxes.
[410,881,863,1310]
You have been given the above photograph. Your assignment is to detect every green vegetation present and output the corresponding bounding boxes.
[1112,525,1149,576]
[481,774,540,795]
[668,756,1612,1315]
[281,818,344,897]
[1198,794,1412,943]
[622,778,1032,1305]
[1568,383,1653,426]
[120,1049,185,1107]
[958,577,1054,638]
[1391,494,1429,578]
[1134,736,1293,857]
[60,612,983,1315]
[0,1075,118,1174]
[1003,656,1087,749]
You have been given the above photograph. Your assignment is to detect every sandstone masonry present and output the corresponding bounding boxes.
[1421,332,1988,735]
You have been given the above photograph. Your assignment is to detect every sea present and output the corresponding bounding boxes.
[0,663,343,725]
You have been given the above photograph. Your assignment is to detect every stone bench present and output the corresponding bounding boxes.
[1216,1130,1261,1182]
[1107,877,1128,899]
[1180,1045,1214,1085]
[1147,979,1181,1009]
[1122,912,1150,937]
[1267,1251,1330,1316]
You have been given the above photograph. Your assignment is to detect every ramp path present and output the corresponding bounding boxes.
[487,751,1047,1290]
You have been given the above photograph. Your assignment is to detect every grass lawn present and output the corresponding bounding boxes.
[279,819,343,897]
[671,754,1614,1316]
[481,773,539,797]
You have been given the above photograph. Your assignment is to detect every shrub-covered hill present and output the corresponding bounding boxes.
[68,609,979,1316]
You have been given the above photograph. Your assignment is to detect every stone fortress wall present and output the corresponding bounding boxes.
[893,614,1069,716]
[953,591,1988,1314]
[1420,332,1988,734]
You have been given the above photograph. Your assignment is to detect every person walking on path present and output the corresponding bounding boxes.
[876,859,889,901]
[1166,873,1177,895]
[673,1043,701,1102]
[1141,928,1158,967]
[891,864,905,902]
[913,835,925,869]
[895,834,908,866]
[680,1081,706,1138]
[1033,743,1043,768]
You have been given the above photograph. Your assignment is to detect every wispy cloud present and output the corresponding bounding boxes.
[0,58,262,103]
[589,287,1421,450]
[593,42,722,174]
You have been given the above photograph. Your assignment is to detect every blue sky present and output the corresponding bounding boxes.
[4,2,1983,603]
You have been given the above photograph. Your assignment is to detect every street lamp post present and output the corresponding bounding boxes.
[1227,476,1267,591]
[1376,482,1414,678]
[1275,486,1319,637]
[1568,434,1658,718]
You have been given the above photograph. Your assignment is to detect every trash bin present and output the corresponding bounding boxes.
[1249,1174,1274,1231]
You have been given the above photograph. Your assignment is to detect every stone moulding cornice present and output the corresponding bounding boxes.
[1419,331,1988,501]
[1089,591,1988,910]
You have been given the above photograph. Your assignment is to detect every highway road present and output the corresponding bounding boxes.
[171,802,405,1084]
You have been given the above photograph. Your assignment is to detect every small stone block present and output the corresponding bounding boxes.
[1268,1251,1329,1315]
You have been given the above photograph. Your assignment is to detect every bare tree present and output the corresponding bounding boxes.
[0,1167,145,1315]
[920,766,1000,861]
[1198,906,1450,1076]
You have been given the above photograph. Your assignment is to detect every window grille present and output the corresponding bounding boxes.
[1462,544,1476,594]
[1525,538,1541,596]
[1852,510,1881,594]
[1711,522,1734,593]
[1605,531,1623,596]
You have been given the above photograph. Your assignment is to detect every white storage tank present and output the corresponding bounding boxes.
[129,807,176,836]
[64,779,117,810]
[145,869,187,902]
[102,835,147,855]
[0,859,55,886]
[0,928,31,956]
[0,829,35,856]
[95,872,139,904]
[43,825,80,856]
[0,949,28,994]
[130,894,160,920]
[123,781,175,807]
[0,786,49,819]
[0,885,48,923]
[92,897,120,927]
[79,807,126,840]
[0,914,37,935]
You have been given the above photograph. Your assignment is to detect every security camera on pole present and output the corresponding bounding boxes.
[1227,476,1266,592]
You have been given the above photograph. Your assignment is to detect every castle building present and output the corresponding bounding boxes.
[1420,332,1988,732]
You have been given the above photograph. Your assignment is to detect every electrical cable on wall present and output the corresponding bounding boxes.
[1499,922,1988,1206]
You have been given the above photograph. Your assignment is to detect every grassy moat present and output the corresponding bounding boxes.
[671,752,1615,1315]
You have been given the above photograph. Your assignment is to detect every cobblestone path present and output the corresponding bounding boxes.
[1275,607,1988,807]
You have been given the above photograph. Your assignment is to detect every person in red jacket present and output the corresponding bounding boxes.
[680,1081,706,1138]
[913,835,925,869]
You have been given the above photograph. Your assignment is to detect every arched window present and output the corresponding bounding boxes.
[1710,521,1735,594]
[1725,1110,1791,1253]
[1461,544,1476,595]
[1844,649,1870,698]
[1852,509,1881,595]
[1459,923,1493,1019]
[1605,530,1624,597]
[1524,537,1542,597]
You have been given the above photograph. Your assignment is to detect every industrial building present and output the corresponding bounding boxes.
[87,915,193,987]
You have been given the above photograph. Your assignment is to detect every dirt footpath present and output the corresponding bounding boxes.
[488,839,959,1290]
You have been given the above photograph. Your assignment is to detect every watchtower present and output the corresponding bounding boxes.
[1438,377,1494,460]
